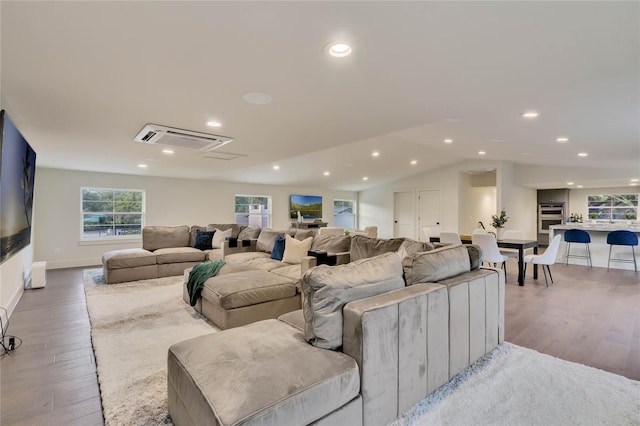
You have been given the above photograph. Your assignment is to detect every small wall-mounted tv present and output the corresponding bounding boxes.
[0,110,37,265]
[290,195,323,220]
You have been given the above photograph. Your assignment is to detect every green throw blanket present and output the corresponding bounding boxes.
[187,260,226,306]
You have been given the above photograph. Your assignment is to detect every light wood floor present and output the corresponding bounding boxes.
[1,262,639,425]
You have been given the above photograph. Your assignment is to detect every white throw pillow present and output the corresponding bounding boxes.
[211,228,232,249]
[282,234,313,264]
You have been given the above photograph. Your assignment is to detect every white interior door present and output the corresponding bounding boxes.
[418,189,441,241]
[394,191,415,238]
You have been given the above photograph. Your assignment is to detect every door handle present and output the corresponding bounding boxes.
[394,220,398,223]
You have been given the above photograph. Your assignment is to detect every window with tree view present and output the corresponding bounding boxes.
[81,188,145,239]
[235,195,271,228]
[587,194,638,221]
[334,199,355,230]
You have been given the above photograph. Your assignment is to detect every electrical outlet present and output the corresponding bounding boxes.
[54,248,61,255]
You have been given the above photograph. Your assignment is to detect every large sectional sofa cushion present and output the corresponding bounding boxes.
[169,249,504,426]
[301,252,405,349]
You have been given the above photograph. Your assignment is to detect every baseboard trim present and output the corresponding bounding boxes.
[6,285,24,318]
[45,258,102,270]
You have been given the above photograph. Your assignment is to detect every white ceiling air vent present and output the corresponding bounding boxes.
[134,124,233,151]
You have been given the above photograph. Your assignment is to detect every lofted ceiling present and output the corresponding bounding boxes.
[1,1,638,191]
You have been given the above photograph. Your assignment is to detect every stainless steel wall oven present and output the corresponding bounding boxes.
[538,203,565,245]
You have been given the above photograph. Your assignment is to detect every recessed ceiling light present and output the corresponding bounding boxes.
[362,176,369,181]
[521,152,532,156]
[631,183,638,186]
[478,151,486,155]
[577,185,583,188]
[522,111,539,119]
[207,121,222,127]
[242,92,272,105]
[410,160,418,165]
[444,138,453,144]
[577,152,588,157]
[372,151,380,157]
[325,42,352,58]
[556,137,569,143]
[323,171,330,176]
[631,178,639,182]
[162,149,174,155]
[273,165,280,170]
[138,164,148,168]
[490,139,505,143]
[567,182,574,185]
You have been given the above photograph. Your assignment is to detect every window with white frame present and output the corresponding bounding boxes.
[334,199,356,230]
[235,195,271,228]
[81,188,145,239]
[587,194,638,221]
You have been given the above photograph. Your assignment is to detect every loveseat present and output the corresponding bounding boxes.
[168,244,505,425]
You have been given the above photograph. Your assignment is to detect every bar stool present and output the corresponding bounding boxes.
[564,229,592,266]
[606,230,638,272]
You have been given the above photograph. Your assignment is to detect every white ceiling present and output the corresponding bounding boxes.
[2,1,638,191]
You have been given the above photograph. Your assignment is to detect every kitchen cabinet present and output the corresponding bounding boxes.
[537,189,569,204]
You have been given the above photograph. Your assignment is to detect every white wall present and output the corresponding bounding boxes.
[33,168,357,269]
[360,160,539,240]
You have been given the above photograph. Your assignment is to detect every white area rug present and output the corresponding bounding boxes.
[83,269,217,425]
[84,269,640,426]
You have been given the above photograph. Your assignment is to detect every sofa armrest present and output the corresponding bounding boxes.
[334,251,350,265]
[222,238,257,257]
[301,256,318,276]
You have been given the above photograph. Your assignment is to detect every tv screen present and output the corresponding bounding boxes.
[0,110,37,265]
[290,195,323,220]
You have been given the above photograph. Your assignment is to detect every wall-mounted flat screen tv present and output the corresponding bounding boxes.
[290,195,323,220]
[0,110,37,265]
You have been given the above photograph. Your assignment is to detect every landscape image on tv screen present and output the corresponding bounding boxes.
[0,111,37,265]
[290,195,323,220]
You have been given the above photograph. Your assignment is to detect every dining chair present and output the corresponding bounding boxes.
[606,230,638,272]
[318,227,344,236]
[472,233,509,281]
[499,230,525,259]
[524,234,562,287]
[440,232,462,246]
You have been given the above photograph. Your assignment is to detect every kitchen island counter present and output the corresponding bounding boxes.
[549,224,639,271]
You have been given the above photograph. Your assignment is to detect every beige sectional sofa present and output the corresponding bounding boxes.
[102,224,259,284]
[168,244,505,426]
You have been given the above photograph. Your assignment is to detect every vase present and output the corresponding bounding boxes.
[496,228,505,240]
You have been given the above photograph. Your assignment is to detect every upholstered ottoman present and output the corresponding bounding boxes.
[167,319,362,426]
[199,269,301,329]
[102,248,157,284]
[182,263,260,314]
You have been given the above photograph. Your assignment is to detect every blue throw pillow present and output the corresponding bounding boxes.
[193,230,215,250]
[271,235,286,261]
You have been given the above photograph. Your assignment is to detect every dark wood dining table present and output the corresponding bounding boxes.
[430,237,538,286]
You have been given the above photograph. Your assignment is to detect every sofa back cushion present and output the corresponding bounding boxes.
[397,238,434,260]
[143,225,190,251]
[301,252,404,350]
[206,223,241,238]
[350,235,405,262]
[402,244,471,285]
[256,229,284,253]
[238,226,262,240]
[311,234,351,253]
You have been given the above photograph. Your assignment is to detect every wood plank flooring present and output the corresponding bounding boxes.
[1,261,639,425]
